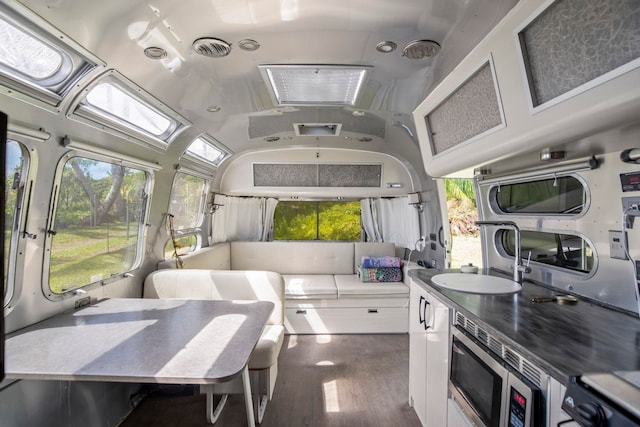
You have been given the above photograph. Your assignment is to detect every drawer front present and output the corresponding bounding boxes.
[285,307,408,334]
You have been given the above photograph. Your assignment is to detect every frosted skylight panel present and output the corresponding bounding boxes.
[85,82,172,137]
[185,136,227,166]
[0,17,63,80]
[259,65,371,106]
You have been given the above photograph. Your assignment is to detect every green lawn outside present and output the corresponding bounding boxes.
[49,223,139,294]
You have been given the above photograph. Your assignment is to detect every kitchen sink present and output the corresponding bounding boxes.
[431,273,522,294]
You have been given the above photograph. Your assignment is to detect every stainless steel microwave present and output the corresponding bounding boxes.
[449,328,543,427]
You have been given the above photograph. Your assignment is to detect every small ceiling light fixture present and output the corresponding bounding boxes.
[238,39,260,51]
[352,110,365,117]
[376,41,397,53]
[144,46,167,59]
[193,37,231,58]
[403,40,441,60]
[206,105,221,112]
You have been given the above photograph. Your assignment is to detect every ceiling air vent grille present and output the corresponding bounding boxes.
[192,38,231,58]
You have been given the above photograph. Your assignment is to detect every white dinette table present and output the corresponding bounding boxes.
[5,297,274,426]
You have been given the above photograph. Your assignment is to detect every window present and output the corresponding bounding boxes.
[4,140,28,305]
[164,234,198,261]
[500,230,594,273]
[168,172,207,231]
[274,201,361,241]
[0,16,64,81]
[0,11,95,104]
[184,135,228,166]
[85,82,172,137]
[72,72,189,147]
[492,176,585,214]
[48,157,149,294]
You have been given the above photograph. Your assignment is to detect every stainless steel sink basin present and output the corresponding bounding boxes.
[431,273,522,294]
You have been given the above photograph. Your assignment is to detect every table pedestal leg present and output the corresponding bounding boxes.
[242,366,256,426]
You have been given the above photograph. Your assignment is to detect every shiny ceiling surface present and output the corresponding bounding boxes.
[15,0,518,156]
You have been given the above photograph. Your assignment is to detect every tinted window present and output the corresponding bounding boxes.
[274,201,361,241]
[49,157,148,294]
[494,176,585,214]
[501,230,594,273]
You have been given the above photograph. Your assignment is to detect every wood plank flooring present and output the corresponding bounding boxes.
[119,334,422,427]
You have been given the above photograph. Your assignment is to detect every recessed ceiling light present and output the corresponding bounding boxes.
[144,47,167,59]
[376,41,397,53]
[207,105,221,112]
[238,39,260,51]
[403,40,440,60]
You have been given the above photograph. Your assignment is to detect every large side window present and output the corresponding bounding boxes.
[4,140,28,305]
[48,157,148,295]
[500,230,594,274]
[164,172,207,259]
[491,176,586,214]
[274,201,361,241]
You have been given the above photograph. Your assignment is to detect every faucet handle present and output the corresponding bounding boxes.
[519,251,532,273]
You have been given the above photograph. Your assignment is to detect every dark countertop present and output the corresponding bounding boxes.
[409,268,640,385]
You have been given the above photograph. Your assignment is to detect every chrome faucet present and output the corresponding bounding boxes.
[475,221,531,284]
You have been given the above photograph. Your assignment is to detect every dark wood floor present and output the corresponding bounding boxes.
[119,334,422,427]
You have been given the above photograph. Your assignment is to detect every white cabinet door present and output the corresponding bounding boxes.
[409,280,452,427]
[409,280,429,425]
[425,294,450,427]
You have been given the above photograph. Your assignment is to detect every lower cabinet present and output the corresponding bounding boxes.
[409,279,451,427]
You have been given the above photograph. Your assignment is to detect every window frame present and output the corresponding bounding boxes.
[487,173,589,217]
[496,228,597,276]
[42,150,154,300]
[182,134,230,167]
[3,139,31,308]
[167,170,209,233]
[69,70,190,150]
[0,5,99,107]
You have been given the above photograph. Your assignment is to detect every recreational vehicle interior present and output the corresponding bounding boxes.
[1,0,640,426]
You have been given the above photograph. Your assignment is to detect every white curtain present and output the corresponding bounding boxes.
[211,197,278,243]
[361,197,420,249]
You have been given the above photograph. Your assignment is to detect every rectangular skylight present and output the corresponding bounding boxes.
[184,135,228,166]
[259,65,371,106]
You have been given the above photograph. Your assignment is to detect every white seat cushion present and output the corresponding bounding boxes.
[283,275,337,299]
[249,325,285,370]
[334,274,409,297]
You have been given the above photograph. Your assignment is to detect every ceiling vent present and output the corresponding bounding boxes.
[192,38,231,58]
[294,123,341,136]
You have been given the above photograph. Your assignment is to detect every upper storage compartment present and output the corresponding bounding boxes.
[413,0,640,177]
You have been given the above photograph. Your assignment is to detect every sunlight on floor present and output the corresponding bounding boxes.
[287,334,298,349]
[322,380,340,413]
[316,334,331,344]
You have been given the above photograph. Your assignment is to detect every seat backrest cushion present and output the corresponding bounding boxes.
[231,242,354,275]
[144,269,284,325]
